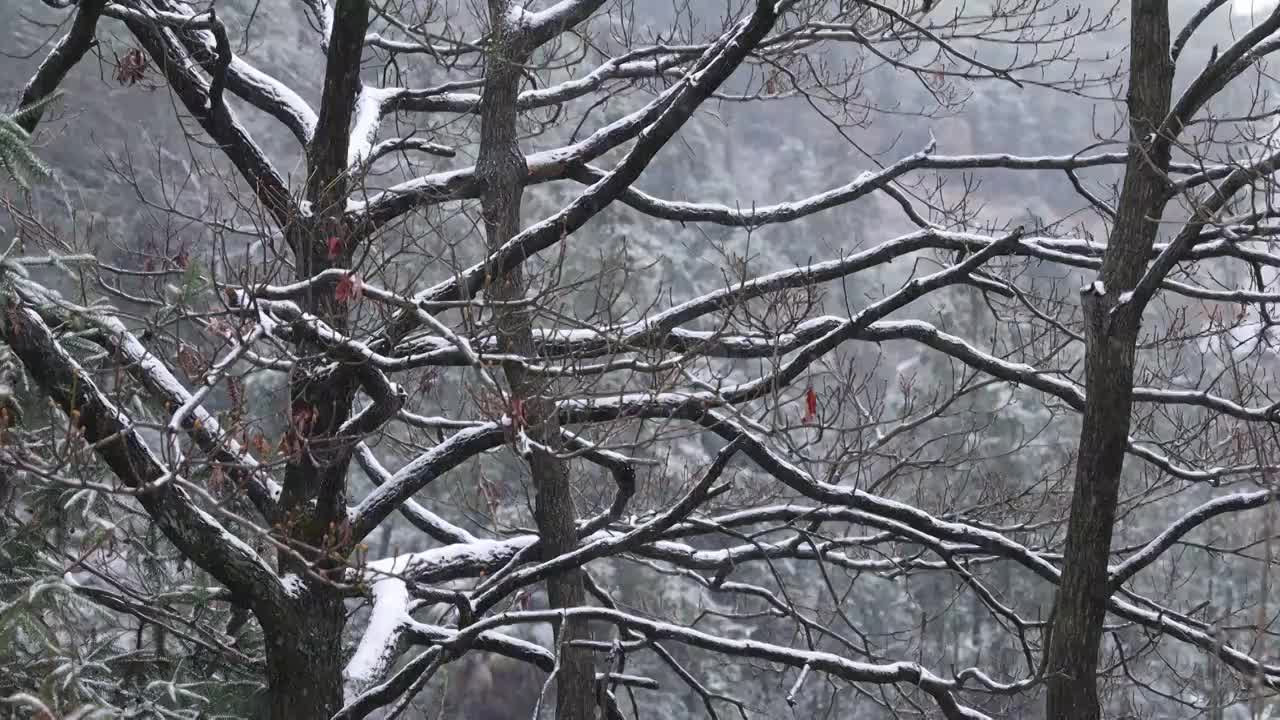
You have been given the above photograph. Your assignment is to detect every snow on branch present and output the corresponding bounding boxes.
[441,607,991,720]
[12,276,282,518]
[16,0,104,133]
[352,443,477,545]
[519,0,607,46]
[382,44,690,118]
[0,289,284,608]
[364,535,537,585]
[119,12,298,230]
[1119,145,1280,322]
[1109,489,1273,587]
[470,439,739,614]
[688,411,1280,685]
[349,56,682,224]
[344,576,411,700]
[350,423,508,541]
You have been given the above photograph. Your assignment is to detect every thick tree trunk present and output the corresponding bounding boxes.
[280,0,369,540]
[1044,1,1174,716]
[475,9,597,720]
[262,591,346,720]
[268,5,369,718]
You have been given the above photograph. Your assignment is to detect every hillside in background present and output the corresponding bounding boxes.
[5,0,1280,717]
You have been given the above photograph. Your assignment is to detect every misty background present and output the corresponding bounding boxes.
[3,0,1278,717]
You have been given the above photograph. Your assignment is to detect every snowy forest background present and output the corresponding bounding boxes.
[1,0,1279,717]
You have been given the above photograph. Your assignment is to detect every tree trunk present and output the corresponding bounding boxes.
[265,5,368,717]
[279,0,369,542]
[262,591,346,720]
[1044,1,1174,716]
[476,8,597,720]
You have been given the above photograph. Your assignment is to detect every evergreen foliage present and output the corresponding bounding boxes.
[0,93,59,190]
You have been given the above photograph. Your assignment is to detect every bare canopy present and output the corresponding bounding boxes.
[4,0,1280,718]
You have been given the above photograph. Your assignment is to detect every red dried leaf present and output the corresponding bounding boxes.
[249,432,271,457]
[802,385,818,425]
[511,396,526,429]
[206,318,232,339]
[227,377,244,420]
[176,345,204,378]
[417,367,440,396]
[335,273,362,303]
[327,236,343,260]
[291,403,316,435]
[329,520,353,550]
[115,48,149,86]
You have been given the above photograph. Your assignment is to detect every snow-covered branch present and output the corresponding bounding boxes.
[0,288,285,609]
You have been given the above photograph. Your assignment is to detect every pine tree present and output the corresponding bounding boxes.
[0,93,60,190]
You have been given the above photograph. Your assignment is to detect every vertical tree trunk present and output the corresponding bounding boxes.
[280,0,369,539]
[476,8,596,720]
[1044,1,1174,717]
[263,592,347,720]
[270,4,369,718]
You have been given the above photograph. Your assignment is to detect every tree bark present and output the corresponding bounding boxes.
[1044,0,1174,716]
[272,4,369,718]
[15,0,105,132]
[279,0,369,543]
[475,8,597,720]
[262,592,346,720]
